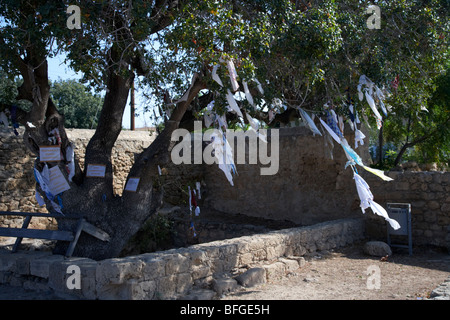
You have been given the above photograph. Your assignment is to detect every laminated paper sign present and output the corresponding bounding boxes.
[40,145,62,162]
[124,177,140,192]
[48,165,71,196]
[86,164,106,178]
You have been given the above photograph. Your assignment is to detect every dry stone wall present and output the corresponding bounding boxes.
[202,126,369,226]
[198,126,449,251]
[364,171,450,249]
[0,128,156,232]
[1,126,449,251]
[0,218,364,300]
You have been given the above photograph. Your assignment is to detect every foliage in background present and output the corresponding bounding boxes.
[0,70,31,112]
[0,71,103,129]
[50,79,103,129]
[380,60,450,168]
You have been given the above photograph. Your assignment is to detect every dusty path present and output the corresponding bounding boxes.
[221,243,450,300]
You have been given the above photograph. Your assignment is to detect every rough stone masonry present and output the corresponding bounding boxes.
[1,126,449,251]
[0,218,364,300]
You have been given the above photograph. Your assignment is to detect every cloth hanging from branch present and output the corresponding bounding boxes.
[298,108,322,136]
[325,110,344,139]
[319,118,341,144]
[209,129,237,186]
[242,81,254,107]
[354,129,366,149]
[352,169,400,230]
[226,89,243,118]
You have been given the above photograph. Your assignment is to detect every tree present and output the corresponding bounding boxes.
[0,0,448,260]
[0,73,102,128]
[0,70,32,112]
[382,61,450,167]
[51,79,103,129]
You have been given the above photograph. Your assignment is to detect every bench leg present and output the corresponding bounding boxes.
[65,219,84,257]
[12,216,32,253]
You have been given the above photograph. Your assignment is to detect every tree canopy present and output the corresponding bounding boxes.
[0,0,448,259]
[379,60,450,167]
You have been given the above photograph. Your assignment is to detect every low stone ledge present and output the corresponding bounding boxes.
[0,217,365,300]
[30,255,65,279]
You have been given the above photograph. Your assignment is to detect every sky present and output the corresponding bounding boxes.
[47,53,152,130]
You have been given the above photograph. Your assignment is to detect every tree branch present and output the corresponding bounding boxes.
[149,0,183,34]
[394,114,450,166]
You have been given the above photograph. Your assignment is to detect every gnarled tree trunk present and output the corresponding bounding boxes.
[13,45,205,260]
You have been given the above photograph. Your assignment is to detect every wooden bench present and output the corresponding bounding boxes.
[0,211,110,257]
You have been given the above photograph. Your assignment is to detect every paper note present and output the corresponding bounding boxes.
[86,164,106,178]
[48,165,71,195]
[125,177,140,192]
[40,146,62,162]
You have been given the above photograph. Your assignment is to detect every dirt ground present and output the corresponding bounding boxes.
[221,242,450,300]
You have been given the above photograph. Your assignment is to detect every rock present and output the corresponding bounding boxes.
[429,277,450,300]
[235,267,266,287]
[181,289,216,300]
[363,241,392,257]
[262,262,285,282]
[212,278,239,296]
[278,258,300,272]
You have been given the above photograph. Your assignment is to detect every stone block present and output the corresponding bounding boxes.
[363,241,392,257]
[191,265,211,281]
[176,272,193,294]
[155,275,177,300]
[0,251,50,275]
[30,254,65,279]
[238,252,253,266]
[96,281,135,300]
[235,267,266,287]
[287,256,306,268]
[395,182,411,191]
[141,256,166,280]
[181,289,216,300]
[185,248,208,266]
[165,253,190,275]
[127,279,156,300]
[263,262,285,282]
[96,257,145,287]
[48,257,98,300]
[278,258,299,272]
[428,201,441,211]
[212,278,239,296]
[266,244,286,260]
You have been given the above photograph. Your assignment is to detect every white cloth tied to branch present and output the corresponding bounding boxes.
[226,60,239,92]
[320,119,393,181]
[353,170,400,230]
[354,129,366,149]
[210,129,237,186]
[226,89,243,118]
[242,80,254,107]
[298,108,322,136]
[0,112,8,127]
[319,118,341,144]
[212,64,223,87]
[358,75,389,130]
